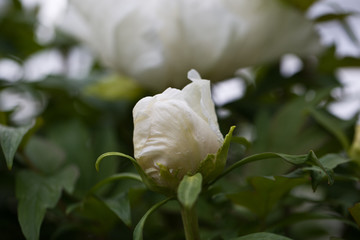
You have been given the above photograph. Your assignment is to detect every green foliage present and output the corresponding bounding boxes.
[178,173,203,209]
[230,232,292,240]
[349,203,360,228]
[87,173,143,226]
[228,176,306,218]
[0,121,34,169]
[315,13,356,23]
[214,150,333,191]
[24,136,65,173]
[133,197,173,240]
[16,165,79,240]
[308,107,350,150]
[102,191,132,227]
[0,0,42,59]
[1,1,360,239]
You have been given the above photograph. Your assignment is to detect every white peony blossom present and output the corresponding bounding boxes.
[133,70,223,188]
[62,0,321,91]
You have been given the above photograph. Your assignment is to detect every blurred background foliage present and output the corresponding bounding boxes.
[1,0,360,239]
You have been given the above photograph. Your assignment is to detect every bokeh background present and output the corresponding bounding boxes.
[1,0,360,239]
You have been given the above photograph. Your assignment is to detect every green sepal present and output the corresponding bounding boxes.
[155,163,182,195]
[177,173,203,210]
[198,126,235,184]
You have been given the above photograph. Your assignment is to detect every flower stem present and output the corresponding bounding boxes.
[180,205,200,240]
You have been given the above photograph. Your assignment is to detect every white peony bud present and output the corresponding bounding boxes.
[133,70,224,189]
[61,0,321,92]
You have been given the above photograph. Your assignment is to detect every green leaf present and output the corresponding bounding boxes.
[231,136,251,149]
[349,202,360,227]
[24,136,65,174]
[177,173,203,209]
[230,232,292,240]
[67,195,119,233]
[0,8,42,59]
[227,176,305,218]
[307,107,350,151]
[249,87,335,165]
[211,151,333,189]
[16,165,79,240]
[102,192,132,227]
[318,154,350,170]
[315,13,354,23]
[47,119,119,197]
[268,212,358,231]
[87,173,142,227]
[133,197,173,240]
[0,121,34,170]
[300,154,349,191]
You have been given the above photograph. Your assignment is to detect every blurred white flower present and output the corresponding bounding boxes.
[133,70,223,188]
[61,0,320,91]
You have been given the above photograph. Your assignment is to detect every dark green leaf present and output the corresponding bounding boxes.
[177,173,202,209]
[250,88,335,161]
[16,165,79,240]
[315,13,354,23]
[47,119,119,197]
[211,151,333,189]
[308,107,350,150]
[87,173,143,227]
[0,11,42,59]
[279,0,319,11]
[230,232,292,240]
[227,176,305,217]
[102,192,132,227]
[318,154,350,170]
[25,136,65,174]
[231,136,251,149]
[268,212,358,231]
[0,121,34,170]
[67,196,119,233]
[133,197,173,240]
[349,202,360,227]
[318,46,360,72]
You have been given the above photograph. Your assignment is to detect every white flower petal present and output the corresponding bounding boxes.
[133,72,223,188]
[62,0,321,91]
[187,69,202,82]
